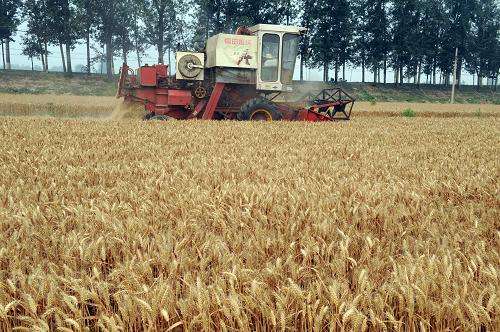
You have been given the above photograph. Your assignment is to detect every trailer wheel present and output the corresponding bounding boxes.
[237,98,282,121]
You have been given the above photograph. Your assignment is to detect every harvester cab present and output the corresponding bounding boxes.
[200,24,306,92]
[117,24,354,121]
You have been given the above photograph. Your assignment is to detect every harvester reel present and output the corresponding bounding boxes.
[178,54,203,78]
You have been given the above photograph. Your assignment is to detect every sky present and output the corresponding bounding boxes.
[4,22,479,85]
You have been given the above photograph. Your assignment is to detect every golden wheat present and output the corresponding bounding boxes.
[0,93,499,119]
[0,115,498,331]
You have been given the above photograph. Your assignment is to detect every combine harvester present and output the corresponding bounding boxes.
[116,24,355,122]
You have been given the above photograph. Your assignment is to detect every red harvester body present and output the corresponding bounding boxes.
[116,24,355,122]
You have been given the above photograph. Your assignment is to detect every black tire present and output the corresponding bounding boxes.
[143,113,154,120]
[237,97,282,121]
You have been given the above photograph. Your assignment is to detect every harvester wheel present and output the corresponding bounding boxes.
[237,98,282,121]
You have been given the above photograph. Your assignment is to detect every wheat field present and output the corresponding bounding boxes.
[0,114,498,331]
[1,93,499,119]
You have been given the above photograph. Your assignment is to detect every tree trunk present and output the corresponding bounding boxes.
[158,14,165,63]
[40,47,45,70]
[373,66,377,84]
[101,45,105,74]
[456,57,462,89]
[361,59,365,83]
[417,62,421,86]
[383,59,387,84]
[400,67,404,86]
[1,39,5,69]
[478,75,483,87]
[122,47,128,65]
[44,42,49,71]
[31,57,34,71]
[86,30,91,75]
[60,44,67,73]
[136,48,141,68]
[167,45,171,76]
[323,61,329,82]
[300,55,304,81]
[106,34,114,80]
[5,39,11,70]
[334,63,338,83]
[432,64,436,85]
[66,43,72,74]
[342,61,346,82]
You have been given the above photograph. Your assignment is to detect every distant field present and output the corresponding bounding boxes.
[0,70,117,96]
[0,69,499,104]
[0,117,498,330]
[0,93,498,119]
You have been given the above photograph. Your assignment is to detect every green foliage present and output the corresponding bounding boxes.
[465,0,500,81]
[358,91,376,102]
[308,0,354,82]
[402,108,416,117]
[3,0,499,87]
[0,0,19,40]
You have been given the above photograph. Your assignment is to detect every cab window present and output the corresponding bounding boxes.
[281,34,299,84]
[261,33,280,82]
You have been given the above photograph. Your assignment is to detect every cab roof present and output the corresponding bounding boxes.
[249,24,307,35]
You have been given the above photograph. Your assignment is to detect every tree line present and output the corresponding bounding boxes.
[0,0,498,86]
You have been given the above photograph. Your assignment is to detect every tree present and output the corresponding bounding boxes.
[237,0,295,26]
[46,0,79,74]
[364,0,391,83]
[22,37,44,70]
[390,0,420,85]
[143,0,187,67]
[298,0,314,81]
[191,0,243,50]
[95,0,120,79]
[465,0,499,88]
[420,0,445,84]
[74,0,98,74]
[308,1,332,81]
[440,0,475,87]
[23,0,52,71]
[114,0,135,65]
[0,0,20,70]
[331,0,353,82]
[352,0,369,82]
[130,5,147,67]
[309,0,353,82]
